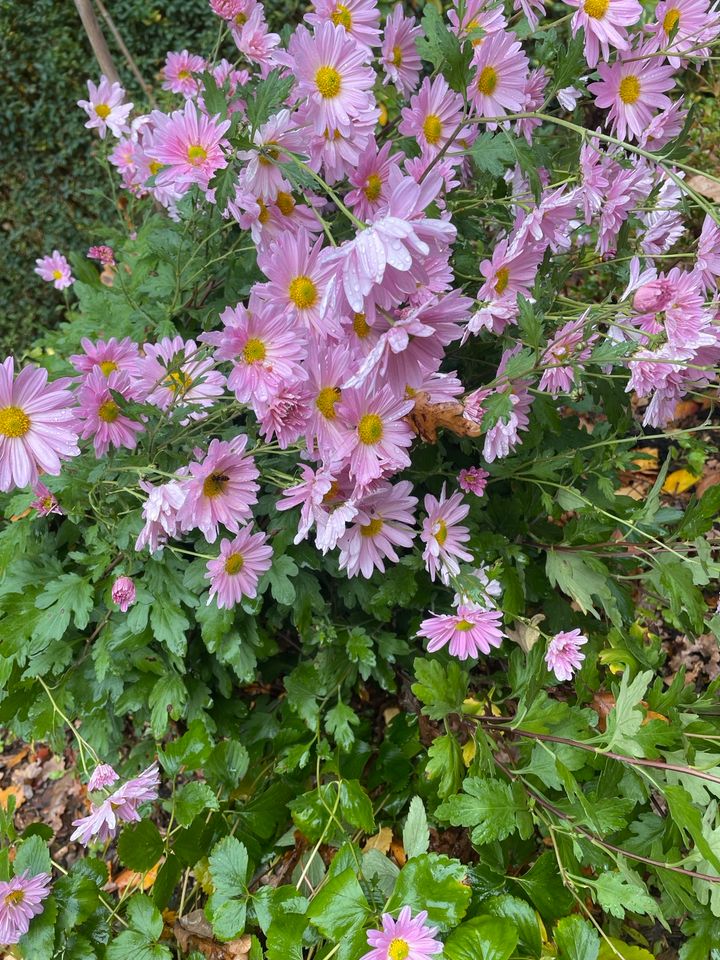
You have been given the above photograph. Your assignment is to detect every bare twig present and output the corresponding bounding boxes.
[73,0,120,85]
[93,0,158,108]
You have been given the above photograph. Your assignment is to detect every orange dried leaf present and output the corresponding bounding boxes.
[114,860,161,892]
[0,785,25,810]
[364,826,393,854]
[406,392,483,443]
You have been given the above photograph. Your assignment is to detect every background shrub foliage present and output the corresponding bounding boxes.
[3,1,720,959]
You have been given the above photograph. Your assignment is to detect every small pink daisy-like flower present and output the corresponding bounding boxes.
[419,604,505,660]
[137,336,225,420]
[236,109,305,201]
[0,358,79,493]
[0,871,52,945]
[346,140,402,220]
[646,0,719,66]
[538,317,596,394]
[361,906,443,960]
[381,5,423,96]
[87,763,120,791]
[77,368,144,459]
[448,0,507,44]
[588,51,675,142]
[306,0,381,51]
[338,479,417,578]
[545,628,588,681]
[87,245,116,266]
[71,762,160,846]
[399,76,468,157]
[253,380,311,449]
[304,342,354,459]
[162,49,207,97]
[477,236,544,304]
[338,385,415,488]
[30,482,63,517]
[206,528,273,608]
[420,485,473,584]
[458,466,489,496]
[177,436,259,543]
[279,22,376,135]
[69,336,140,378]
[468,30,529,119]
[135,479,186,554]
[567,0,642,67]
[147,99,231,192]
[111,576,136,613]
[210,0,254,21]
[233,6,281,68]
[34,250,74,289]
[697,214,720,290]
[276,464,337,544]
[78,75,133,139]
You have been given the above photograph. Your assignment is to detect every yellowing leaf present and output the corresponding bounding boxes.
[363,827,393,854]
[662,469,699,494]
[598,938,654,960]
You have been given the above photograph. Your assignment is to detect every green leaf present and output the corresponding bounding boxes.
[426,734,464,799]
[35,573,94,638]
[149,674,188,738]
[306,866,370,939]
[208,837,250,899]
[266,914,307,960]
[106,933,172,960]
[677,485,720,539]
[483,895,543,958]
[325,701,359,750]
[246,69,295,132]
[546,551,614,620]
[412,657,467,720]
[127,895,164,940]
[339,780,375,834]
[444,916,519,960]
[205,740,250,790]
[18,894,57,957]
[416,5,472,92]
[555,915,600,960]
[386,854,471,931]
[509,853,574,921]
[14,834,52,876]
[468,132,514,177]
[117,821,163,873]
[150,595,189,656]
[666,785,720,874]
[266,554,296,606]
[173,781,220,827]
[158,720,211,776]
[436,777,524,845]
[403,796,430,860]
[603,670,653,755]
[593,869,657,919]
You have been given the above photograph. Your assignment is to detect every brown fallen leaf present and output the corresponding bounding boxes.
[0,785,26,810]
[687,174,720,203]
[697,469,720,498]
[364,827,393,854]
[390,838,407,866]
[406,392,483,443]
[174,909,251,959]
[590,690,616,733]
[112,860,161,893]
[0,748,29,770]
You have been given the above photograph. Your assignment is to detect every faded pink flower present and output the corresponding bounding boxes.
[111,576,136,613]
[458,466,489,496]
[87,245,116,266]
[206,528,273,608]
[87,764,120,791]
[135,480,186,554]
[71,762,160,845]
[30,482,63,517]
[545,628,588,681]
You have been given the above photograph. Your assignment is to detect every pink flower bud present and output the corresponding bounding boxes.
[87,763,120,791]
[632,279,673,314]
[111,576,136,612]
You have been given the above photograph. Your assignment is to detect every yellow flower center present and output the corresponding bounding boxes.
[433,518,448,546]
[224,552,244,574]
[358,412,383,445]
[178,69,192,80]
[288,275,318,310]
[276,191,296,216]
[663,7,680,30]
[423,113,443,145]
[0,407,30,438]
[364,173,383,202]
[243,337,267,363]
[388,940,410,960]
[187,144,208,165]
[42,497,55,511]
[95,103,111,119]
[391,44,403,66]
[331,3,353,30]
[234,11,248,24]
[619,75,641,104]
[315,65,342,99]
[52,269,63,280]
[455,618,474,631]
[257,198,270,224]
[4,890,25,906]
[316,385,341,420]
[164,369,193,394]
[495,266,510,294]
[583,0,609,17]
[360,517,383,537]
[353,312,370,338]
[149,160,163,176]
[98,400,120,423]
[477,66,498,95]
[99,360,118,376]
[322,480,341,503]
[203,473,230,498]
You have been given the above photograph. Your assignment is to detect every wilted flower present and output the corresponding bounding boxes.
[111,576,136,613]
[546,629,588,681]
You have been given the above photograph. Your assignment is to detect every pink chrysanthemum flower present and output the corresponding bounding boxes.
[210,0,255,22]
[0,871,52,945]
[253,381,311,449]
[477,236,544,304]
[515,0,546,30]
[421,485,473,584]
[338,385,414,488]
[304,342,354,459]
[277,464,337,544]
[399,76,468,157]
[538,317,596,393]
[206,528,273,608]
[137,336,225,420]
[458,466,489,496]
[306,0,381,51]
[639,97,687,150]
[162,50,207,97]
[69,336,141,378]
[233,6,281,69]
[361,906,442,960]
[236,109,305,200]
[87,244,116,266]
[468,30,529,119]
[419,604,505,660]
[147,99,231,192]
[697,214,720,290]
[112,576,136,613]
[0,358,79,493]
[34,250,74,290]
[78,75,133,139]
[381,5,423,95]
[30,482,63,517]
[346,140,402,220]
[646,0,719,66]
[177,436,259,543]
[338,480,417,577]
[77,368,144,458]
[588,50,675,142]
[257,229,337,337]
[87,763,120,791]
[303,104,380,184]
[135,479,186,554]
[546,628,588,681]
[279,22,376,135]
[201,300,306,403]
[567,0,642,67]
[71,762,160,846]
